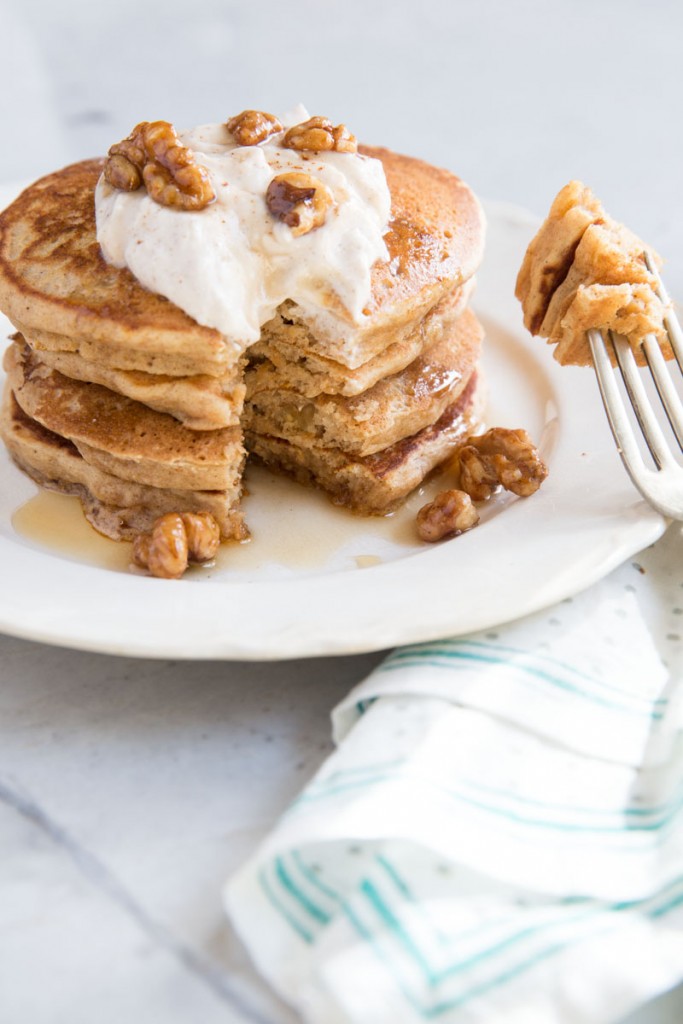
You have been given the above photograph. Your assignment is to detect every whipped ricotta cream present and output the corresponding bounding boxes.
[95,106,392,347]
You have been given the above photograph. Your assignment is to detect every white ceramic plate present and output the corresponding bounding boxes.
[0,196,667,659]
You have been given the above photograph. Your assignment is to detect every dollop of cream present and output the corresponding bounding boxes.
[95,107,391,348]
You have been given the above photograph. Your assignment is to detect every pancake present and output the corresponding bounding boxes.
[22,340,245,430]
[515,181,605,335]
[301,145,485,360]
[246,371,485,514]
[247,280,475,399]
[546,283,671,367]
[516,180,671,367]
[244,308,483,457]
[0,150,484,369]
[4,341,244,491]
[14,319,233,377]
[0,387,246,541]
[539,220,671,366]
[0,160,241,375]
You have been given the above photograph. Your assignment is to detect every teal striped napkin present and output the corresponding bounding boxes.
[225,542,683,1023]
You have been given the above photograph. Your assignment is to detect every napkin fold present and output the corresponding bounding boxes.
[225,576,683,1023]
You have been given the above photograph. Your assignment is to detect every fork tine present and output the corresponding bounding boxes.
[641,333,683,451]
[609,330,677,469]
[588,328,650,473]
[588,328,683,518]
[644,250,683,369]
[587,258,683,520]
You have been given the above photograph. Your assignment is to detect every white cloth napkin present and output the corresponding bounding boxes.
[225,526,683,1024]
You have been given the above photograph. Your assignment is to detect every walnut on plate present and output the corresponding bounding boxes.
[132,512,220,579]
[104,121,215,211]
[456,427,548,501]
[226,109,283,146]
[416,490,480,542]
[265,172,333,236]
[282,116,357,154]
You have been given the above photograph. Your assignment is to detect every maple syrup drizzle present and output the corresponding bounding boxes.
[11,465,454,577]
[12,491,133,572]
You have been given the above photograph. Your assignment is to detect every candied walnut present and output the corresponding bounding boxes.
[416,490,480,542]
[282,116,357,153]
[104,152,143,191]
[458,428,548,500]
[458,447,499,501]
[266,172,333,237]
[226,109,283,146]
[132,513,188,579]
[105,131,147,191]
[182,511,220,562]
[132,512,220,579]
[104,121,215,211]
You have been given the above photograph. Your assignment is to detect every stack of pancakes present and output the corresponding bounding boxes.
[0,146,485,542]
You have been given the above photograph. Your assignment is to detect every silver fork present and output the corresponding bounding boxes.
[587,254,683,519]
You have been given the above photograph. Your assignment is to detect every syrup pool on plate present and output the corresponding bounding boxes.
[12,490,133,572]
[211,464,428,575]
[10,463,467,579]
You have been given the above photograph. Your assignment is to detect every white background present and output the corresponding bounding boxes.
[0,1,681,1021]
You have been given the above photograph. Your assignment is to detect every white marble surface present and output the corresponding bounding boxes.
[0,0,682,1021]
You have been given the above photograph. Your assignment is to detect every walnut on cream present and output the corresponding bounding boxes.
[104,121,215,211]
[226,110,284,146]
[265,172,333,237]
[282,116,357,154]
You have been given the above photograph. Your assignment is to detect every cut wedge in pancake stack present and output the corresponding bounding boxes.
[242,144,486,513]
[244,305,484,513]
[0,110,486,555]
